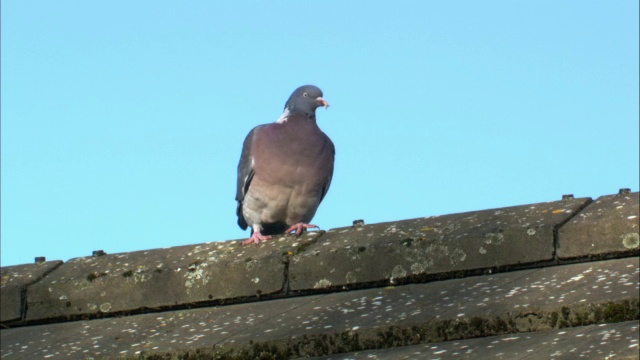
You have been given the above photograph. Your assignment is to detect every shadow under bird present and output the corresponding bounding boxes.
[236,85,335,245]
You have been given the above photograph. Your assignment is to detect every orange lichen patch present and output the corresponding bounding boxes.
[552,209,565,214]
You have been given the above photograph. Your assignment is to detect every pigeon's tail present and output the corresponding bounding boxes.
[260,222,289,236]
[236,203,248,230]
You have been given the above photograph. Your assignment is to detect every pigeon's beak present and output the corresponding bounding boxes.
[316,97,330,108]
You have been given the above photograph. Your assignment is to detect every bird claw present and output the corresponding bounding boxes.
[285,223,319,237]
[242,232,272,245]
[242,223,319,245]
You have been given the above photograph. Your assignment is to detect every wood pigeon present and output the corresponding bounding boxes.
[236,85,335,245]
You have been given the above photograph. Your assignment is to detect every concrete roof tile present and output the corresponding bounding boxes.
[1,257,637,359]
[289,197,590,291]
[22,234,317,322]
[1,191,637,359]
[559,191,639,259]
[0,260,62,322]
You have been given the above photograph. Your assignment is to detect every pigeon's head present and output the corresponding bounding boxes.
[284,85,329,116]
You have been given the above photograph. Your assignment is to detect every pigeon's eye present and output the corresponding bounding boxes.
[303,92,309,98]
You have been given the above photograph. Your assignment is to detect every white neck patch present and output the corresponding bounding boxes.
[275,107,290,124]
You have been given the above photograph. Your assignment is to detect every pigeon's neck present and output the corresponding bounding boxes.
[275,107,315,124]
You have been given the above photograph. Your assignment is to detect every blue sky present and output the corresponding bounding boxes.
[2,1,638,266]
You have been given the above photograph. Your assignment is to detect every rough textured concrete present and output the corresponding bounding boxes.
[1,192,638,359]
[559,192,639,259]
[23,233,318,322]
[2,257,637,359]
[307,320,640,359]
[289,197,590,291]
[0,260,62,323]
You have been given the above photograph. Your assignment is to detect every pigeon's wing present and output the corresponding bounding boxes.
[319,137,335,203]
[235,125,264,230]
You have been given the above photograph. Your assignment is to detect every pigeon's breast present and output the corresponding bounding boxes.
[244,115,334,226]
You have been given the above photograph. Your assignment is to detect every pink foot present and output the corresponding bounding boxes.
[285,223,319,237]
[242,232,272,245]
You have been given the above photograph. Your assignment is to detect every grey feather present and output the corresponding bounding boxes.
[235,125,264,230]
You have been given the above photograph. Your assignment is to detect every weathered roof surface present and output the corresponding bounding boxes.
[309,320,640,359]
[1,190,638,359]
